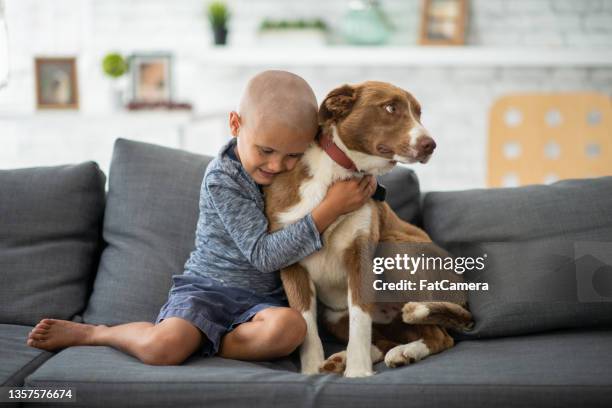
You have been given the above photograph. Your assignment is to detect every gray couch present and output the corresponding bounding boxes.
[2,138,611,408]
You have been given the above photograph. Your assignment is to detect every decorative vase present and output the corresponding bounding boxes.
[340,0,391,45]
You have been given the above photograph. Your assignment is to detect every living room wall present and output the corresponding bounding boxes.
[0,0,611,191]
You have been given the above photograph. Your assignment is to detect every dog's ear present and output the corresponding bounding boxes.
[319,84,356,124]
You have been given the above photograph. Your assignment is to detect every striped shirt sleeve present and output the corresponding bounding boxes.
[205,169,323,273]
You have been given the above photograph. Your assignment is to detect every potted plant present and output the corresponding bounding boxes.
[207,1,230,45]
[101,52,128,110]
[258,18,328,47]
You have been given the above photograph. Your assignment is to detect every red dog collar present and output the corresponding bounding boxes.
[318,131,358,172]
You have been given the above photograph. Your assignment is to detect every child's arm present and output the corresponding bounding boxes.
[206,171,376,273]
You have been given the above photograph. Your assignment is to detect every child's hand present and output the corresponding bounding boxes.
[325,175,377,215]
[311,175,377,233]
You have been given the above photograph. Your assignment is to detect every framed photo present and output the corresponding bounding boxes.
[35,57,79,109]
[130,53,172,103]
[419,0,467,45]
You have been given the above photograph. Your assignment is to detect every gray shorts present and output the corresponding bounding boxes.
[155,273,288,357]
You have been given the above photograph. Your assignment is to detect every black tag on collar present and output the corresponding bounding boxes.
[372,182,387,202]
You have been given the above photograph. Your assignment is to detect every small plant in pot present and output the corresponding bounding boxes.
[207,1,230,45]
[102,52,128,110]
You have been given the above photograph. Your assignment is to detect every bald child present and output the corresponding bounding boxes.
[26,70,377,364]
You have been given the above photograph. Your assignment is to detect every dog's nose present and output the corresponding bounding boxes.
[417,137,436,155]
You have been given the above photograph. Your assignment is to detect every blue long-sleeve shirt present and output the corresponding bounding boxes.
[183,137,323,294]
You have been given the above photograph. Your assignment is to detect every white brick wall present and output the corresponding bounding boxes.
[1,0,611,191]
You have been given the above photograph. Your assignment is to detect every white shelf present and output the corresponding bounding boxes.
[0,110,227,123]
[197,46,612,67]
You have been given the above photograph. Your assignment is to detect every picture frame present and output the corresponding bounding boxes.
[419,0,468,46]
[35,57,79,110]
[130,53,173,104]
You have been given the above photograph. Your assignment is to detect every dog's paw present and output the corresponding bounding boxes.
[343,367,375,378]
[344,355,375,378]
[401,302,430,324]
[451,307,475,331]
[301,358,325,375]
[301,364,324,375]
[300,335,326,375]
[319,351,346,374]
[384,340,430,368]
[300,351,326,375]
[402,302,475,332]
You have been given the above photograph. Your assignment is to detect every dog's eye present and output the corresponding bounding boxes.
[385,104,396,114]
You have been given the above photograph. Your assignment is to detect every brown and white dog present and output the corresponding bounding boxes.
[264,81,473,377]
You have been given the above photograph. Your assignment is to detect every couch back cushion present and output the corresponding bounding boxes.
[379,167,421,225]
[423,177,612,338]
[82,139,212,325]
[0,162,106,326]
[83,138,422,325]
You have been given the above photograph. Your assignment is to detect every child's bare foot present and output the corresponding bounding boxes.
[25,318,104,351]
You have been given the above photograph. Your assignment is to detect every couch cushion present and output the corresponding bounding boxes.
[82,139,421,326]
[423,177,612,338]
[82,139,213,325]
[0,324,53,387]
[23,329,612,408]
[0,162,106,326]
